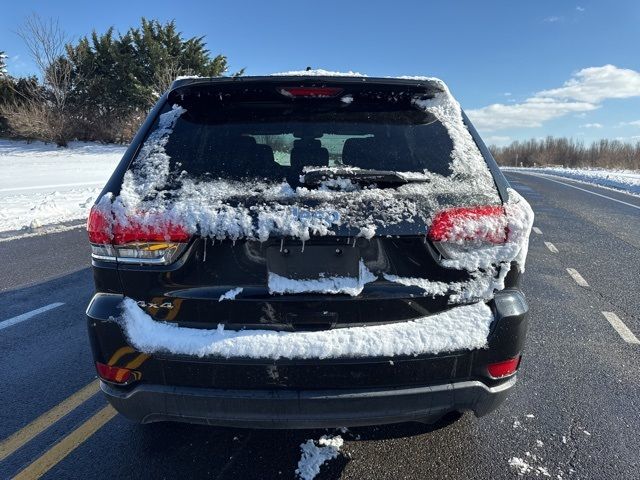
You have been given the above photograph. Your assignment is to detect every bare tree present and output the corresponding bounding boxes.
[17,14,71,108]
[3,14,75,145]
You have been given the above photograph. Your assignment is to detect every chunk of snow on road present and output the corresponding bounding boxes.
[513,420,522,428]
[218,288,243,302]
[509,457,532,475]
[268,260,376,296]
[119,297,494,359]
[295,435,343,480]
[503,166,640,197]
[526,414,535,418]
[536,440,545,447]
[582,430,591,436]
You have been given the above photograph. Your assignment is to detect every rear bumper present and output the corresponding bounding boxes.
[101,376,516,429]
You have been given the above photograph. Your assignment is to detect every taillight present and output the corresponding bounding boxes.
[487,356,521,379]
[96,362,140,385]
[279,86,344,98]
[87,205,191,265]
[428,205,508,259]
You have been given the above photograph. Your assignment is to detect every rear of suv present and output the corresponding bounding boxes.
[86,73,533,428]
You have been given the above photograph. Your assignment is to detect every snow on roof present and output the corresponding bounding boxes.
[270,68,367,77]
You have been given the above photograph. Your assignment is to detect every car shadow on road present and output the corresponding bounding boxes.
[130,412,465,479]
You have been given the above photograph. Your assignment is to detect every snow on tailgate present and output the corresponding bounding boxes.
[119,297,494,360]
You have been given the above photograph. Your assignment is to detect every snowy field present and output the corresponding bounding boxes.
[502,166,640,197]
[0,139,124,234]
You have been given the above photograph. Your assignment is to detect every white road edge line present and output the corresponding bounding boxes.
[524,173,640,210]
[0,223,86,243]
[544,241,559,253]
[0,303,65,331]
[532,226,543,235]
[601,312,640,345]
[0,181,103,193]
[566,268,589,287]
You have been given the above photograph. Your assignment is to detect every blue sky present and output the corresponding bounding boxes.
[2,0,640,145]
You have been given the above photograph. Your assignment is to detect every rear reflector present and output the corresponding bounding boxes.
[280,87,344,98]
[96,362,138,385]
[487,356,521,378]
[428,205,508,244]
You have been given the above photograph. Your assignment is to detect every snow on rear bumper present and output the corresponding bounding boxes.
[101,376,517,429]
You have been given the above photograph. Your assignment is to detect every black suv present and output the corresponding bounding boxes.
[86,74,532,428]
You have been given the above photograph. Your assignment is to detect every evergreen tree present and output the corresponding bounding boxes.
[65,18,230,142]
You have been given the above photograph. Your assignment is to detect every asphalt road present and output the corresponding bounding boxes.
[1,172,639,479]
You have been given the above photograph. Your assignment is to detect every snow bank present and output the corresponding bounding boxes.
[503,166,640,197]
[295,435,344,480]
[119,297,494,360]
[0,139,124,233]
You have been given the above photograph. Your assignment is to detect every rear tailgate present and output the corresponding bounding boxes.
[89,77,529,331]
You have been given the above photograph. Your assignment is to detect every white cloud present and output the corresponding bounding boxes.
[504,92,512,97]
[544,16,562,23]
[484,135,511,146]
[467,98,597,131]
[576,6,585,12]
[580,123,603,128]
[537,65,640,102]
[618,120,640,127]
[467,65,640,132]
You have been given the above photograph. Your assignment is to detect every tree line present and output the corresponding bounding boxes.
[490,137,640,170]
[0,16,235,146]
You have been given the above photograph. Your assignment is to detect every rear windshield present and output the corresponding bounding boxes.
[133,86,458,186]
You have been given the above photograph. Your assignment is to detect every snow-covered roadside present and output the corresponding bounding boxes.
[502,166,640,197]
[0,139,124,233]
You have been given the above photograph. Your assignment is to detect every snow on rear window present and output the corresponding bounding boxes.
[107,77,505,245]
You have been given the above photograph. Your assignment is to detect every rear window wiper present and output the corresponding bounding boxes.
[302,168,430,187]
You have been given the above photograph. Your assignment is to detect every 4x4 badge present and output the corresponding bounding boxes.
[136,300,174,310]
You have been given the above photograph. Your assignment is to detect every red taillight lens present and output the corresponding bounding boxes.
[280,87,344,98]
[87,207,112,244]
[96,362,137,385]
[487,356,521,378]
[428,205,508,244]
[87,205,191,264]
[112,219,190,244]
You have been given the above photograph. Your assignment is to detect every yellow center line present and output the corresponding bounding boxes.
[12,405,117,480]
[0,380,100,463]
